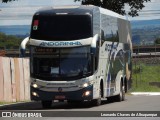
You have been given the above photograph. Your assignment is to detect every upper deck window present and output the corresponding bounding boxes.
[30,15,92,40]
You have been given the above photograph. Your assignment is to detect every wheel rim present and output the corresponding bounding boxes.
[98,87,102,105]
[122,86,125,100]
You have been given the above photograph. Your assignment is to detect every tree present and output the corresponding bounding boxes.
[2,0,16,3]
[75,0,151,17]
[155,38,160,44]
[2,0,151,17]
[0,32,22,49]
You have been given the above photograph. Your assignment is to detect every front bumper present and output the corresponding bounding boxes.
[31,85,93,101]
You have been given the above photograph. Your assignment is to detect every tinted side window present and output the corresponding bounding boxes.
[101,14,119,42]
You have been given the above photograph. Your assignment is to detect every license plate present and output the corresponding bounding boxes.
[55,95,65,99]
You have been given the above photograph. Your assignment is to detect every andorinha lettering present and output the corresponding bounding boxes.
[39,41,82,47]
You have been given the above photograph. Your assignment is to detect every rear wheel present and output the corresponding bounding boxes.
[41,101,52,109]
[115,82,125,102]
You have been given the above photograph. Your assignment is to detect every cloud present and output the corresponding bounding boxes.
[0,0,81,25]
[1,0,159,25]
[128,0,160,20]
[0,20,32,26]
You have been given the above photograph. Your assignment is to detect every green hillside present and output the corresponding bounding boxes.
[0,32,22,49]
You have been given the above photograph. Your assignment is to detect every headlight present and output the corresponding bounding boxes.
[32,83,38,88]
[79,81,93,88]
[83,83,89,87]
[79,82,90,88]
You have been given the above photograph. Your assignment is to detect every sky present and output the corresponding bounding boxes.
[0,0,81,25]
[0,0,160,25]
[126,0,160,21]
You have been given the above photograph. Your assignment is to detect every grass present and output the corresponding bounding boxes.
[131,63,160,92]
[0,101,30,105]
[0,102,12,105]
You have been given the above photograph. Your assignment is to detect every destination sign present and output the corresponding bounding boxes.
[34,47,58,54]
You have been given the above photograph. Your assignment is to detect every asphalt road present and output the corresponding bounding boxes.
[0,95,160,111]
[0,95,160,120]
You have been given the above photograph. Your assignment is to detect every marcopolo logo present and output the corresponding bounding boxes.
[39,41,82,47]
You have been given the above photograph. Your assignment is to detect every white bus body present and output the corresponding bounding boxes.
[20,5,132,108]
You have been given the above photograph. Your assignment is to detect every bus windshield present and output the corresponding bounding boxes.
[30,15,92,40]
[31,46,92,80]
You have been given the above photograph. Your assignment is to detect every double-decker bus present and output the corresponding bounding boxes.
[20,5,132,108]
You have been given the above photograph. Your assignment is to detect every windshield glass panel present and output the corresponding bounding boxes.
[30,15,92,40]
[31,46,92,80]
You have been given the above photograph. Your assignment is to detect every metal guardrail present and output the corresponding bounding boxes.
[0,50,6,56]
[1,48,160,58]
[0,49,29,57]
[132,52,160,58]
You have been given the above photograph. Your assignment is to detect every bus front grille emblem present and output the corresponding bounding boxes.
[58,87,62,92]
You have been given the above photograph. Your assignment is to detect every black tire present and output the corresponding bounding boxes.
[115,83,125,102]
[92,98,101,106]
[107,96,114,103]
[92,87,102,106]
[41,101,52,109]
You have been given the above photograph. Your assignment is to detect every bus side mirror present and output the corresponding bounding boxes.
[91,53,95,73]
[20,37,29,57]
[91,34,99,54]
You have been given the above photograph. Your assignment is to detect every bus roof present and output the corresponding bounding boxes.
[99,7,127,20]
[35,5,127,20]
[34,5,94,15]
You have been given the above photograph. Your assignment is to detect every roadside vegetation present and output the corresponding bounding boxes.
[155,38,160,44]
[0,102,13,105]
[131,60,160,92]
[0,32,22,49]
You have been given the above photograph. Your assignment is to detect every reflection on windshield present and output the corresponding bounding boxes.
[31,46,91,80]
[60,57,90,77]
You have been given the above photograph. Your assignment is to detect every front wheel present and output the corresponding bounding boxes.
[92,97,101,106]
[92,87,102,106]
[41,101,52,109]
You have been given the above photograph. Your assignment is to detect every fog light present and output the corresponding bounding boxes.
[84,91,91,96]
[32,92,38,97]
[32,83,38,88]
